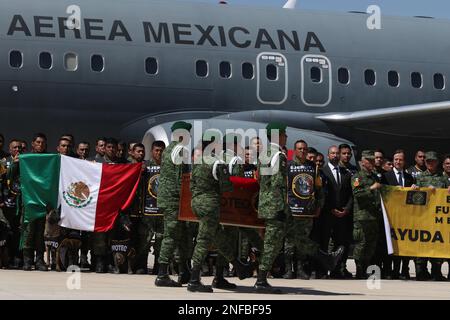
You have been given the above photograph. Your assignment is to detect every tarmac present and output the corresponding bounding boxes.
[0,260,449,300]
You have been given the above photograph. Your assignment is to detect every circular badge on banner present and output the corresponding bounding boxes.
[292,173,314,199]
[148,174,160,199]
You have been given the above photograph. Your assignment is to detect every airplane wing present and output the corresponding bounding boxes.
[316,101,450,140]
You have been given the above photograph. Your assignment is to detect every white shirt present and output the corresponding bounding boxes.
[393,167,404,187]
[328,162,340,185]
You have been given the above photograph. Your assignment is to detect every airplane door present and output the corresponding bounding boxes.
[257,52,288,105]
[301,55,332,107]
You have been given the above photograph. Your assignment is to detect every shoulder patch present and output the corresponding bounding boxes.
[353,177,360,187]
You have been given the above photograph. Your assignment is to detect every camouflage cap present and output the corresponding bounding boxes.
[425,151,438,161]
[361,150,375,160]
[266,122,287,137]
[171,121,192,132]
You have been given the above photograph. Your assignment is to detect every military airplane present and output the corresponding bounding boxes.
[1,0,450,158]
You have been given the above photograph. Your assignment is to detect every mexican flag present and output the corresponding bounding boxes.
[20,154,141,232]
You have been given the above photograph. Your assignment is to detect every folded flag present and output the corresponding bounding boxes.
[20,154,141,232]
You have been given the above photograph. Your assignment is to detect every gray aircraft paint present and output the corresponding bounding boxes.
[1,0,449,157]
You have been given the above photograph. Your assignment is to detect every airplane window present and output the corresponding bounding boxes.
[338,68,349,85]
[434,73,445,90]
[310,67,321,83]
[220,61,231,79]
[266,64,277,81]
[196,60,208,77]
[39,52,52,70]
[388,71,399,87]
[91,54,104,72]
[411,72,422,88]
[242,63,254,79]
[145,57,158,75]
[64,53,78,71]
[365,69,376,86]
[9,51,23,69]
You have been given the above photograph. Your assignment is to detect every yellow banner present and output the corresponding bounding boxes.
[382,186,450,259]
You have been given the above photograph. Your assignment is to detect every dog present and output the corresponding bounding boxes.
[111,214,136,274]
[44,208,82,271]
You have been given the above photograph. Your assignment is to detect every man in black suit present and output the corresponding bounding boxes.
[382,149,415,280]
[319,145,354,279]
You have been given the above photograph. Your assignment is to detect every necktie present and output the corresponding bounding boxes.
[335,167,341,185]
[398,171,404,187]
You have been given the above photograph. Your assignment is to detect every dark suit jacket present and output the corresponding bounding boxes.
[382,170,415,187]
[321,163,353,213]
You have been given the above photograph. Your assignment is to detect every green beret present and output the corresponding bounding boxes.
[266,122,287,137]
[425,151,438,161]
[171,121,192,132]
[361,150,375,160]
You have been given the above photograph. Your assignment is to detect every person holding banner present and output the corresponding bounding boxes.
[382,149,414,280]
[351,150,382,279]
[412,151,450,281]
[286,140,343,280]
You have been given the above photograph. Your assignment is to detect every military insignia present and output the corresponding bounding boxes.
[353,178,360,187]
[147,174,160,199]
[63,181,93,208]
[292,173,314,199]
[406,191,427,206]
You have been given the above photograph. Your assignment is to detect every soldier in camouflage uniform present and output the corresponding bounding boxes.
[351,150,382,279]
[254,123,289,294]
[187,137,251,293]
[412,151,450,281]
[155,121,193,287]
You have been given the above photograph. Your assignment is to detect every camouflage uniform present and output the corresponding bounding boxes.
[406,165,426,180]
[415,165,450,280]
[190,155,236,269]
[157,140,190,271]
[258,142,289,273]
[351,159,380,278]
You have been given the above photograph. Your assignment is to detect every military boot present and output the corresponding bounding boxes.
[431,262,446,281]
[231,259,252,280]
[155,263,182,287]
[22,249,33,271]
[296,260,311,280]
[355,262,367,279]
[95,255,106,273]
[212,264,237,290]
[282,254,295,279]
[253,270,282,294]
[35,252,48,272]
[315,246,345,272]
[177,260,192,285]
[79,253,91,270]
[187,267,213,293]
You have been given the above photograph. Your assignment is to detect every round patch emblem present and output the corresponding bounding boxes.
[292,173,314,199]
[148,174,160,199]
[63,181,93,208]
